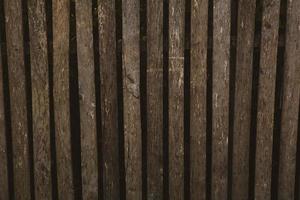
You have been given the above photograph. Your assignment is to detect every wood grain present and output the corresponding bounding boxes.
[4,0,31,198]
[53,0,74,199]
[278,0,300,198]
[231,0,256,199]
[168,0,185,199]
[147,0,164,198]
[0,39,9,200]
[75,0,98,199]
[122,0,142,199]
[98,0,120,198]
[255,0,280,199]
[212,0,230,198]
[190,0,207,199]
[28,0,52,199]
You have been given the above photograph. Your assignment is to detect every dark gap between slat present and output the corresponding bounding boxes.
[45,0,59,199]
[206,0,213,199]
[228,0,239,199]
[69,0,83,199]
[0,1,15,199]
[248,0,263,198]
[294,99,300,200]
[140,0,148,199]
[184,0,191,199]
[163,0,169,199]
[91,0,103,199]
[271,0,288,198]
[115,0,126,198]
[21,0,35,199]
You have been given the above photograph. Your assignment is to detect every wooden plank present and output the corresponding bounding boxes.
[212,0,230,198]
[53,0,74,199]
[122,0,142,199]
[168,0,185,199]
[75,0,98,199]
[278,0,300,198]
[255,0,280,199]
[231,0,256,198]
[4,0,31,198]
[98,0,120,198]
[147,0,163,198]
[0,39,9,200]
[27,0,52,199]
[190,0,207,199]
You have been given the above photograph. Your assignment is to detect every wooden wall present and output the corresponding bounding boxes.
[0,0,299,199]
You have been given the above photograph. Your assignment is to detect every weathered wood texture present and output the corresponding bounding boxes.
[122,0,142,198]
[232,0,256,199]
[255,0,280,199]
[0,39,9,200]
[98,0,120,198]
[212,0,230,198]
[278,0,300,198]
[28,0,52,199]
[190,0,207,199]
[4,0,31,199]
[53,0,74,199]
[75,0,98,199]
[168,0,185,199]
[147,0,164,199]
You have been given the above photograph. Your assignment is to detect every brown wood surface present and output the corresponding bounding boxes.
[190,0,207,199]
[255,0,280,199]
[122,0,142,198]
[28,0,52,199]
[4,0,31,198]
[278,0,300,198]
[147,0,164,198]
[212,0,230,198]
[169,0,185,199]
[75,0,98,199]
[98,0,120,198]
[53,0,74,199]
[0,41,9,200]
[232,0,256,199]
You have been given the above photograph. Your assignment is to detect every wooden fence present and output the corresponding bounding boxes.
[0,0,299,199]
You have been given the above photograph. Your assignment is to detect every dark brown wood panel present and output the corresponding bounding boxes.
[75,0,98,199]
[122,0,142,198]
[98,0,120,198]
[53,0,74,199]
[28,0,52,199]
[190,0,207,199]
[4,0,31,198]
[169,0,185,199]
[255,0,280,199]
[0,40,9,200]
[147,0,164,198]
[212,0,230,198]
[232,0,256,199]
[278,0,300,198]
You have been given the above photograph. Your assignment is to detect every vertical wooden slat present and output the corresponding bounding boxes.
[122,0,142,199]
[53,0,74,199]
[98,0,120,198]
[212,0,230,198]
[75,0,98,199]
[0,41,9,200]
[4,0,31,198]
[232,0,256,199]
[28,0,51,199]
[278,0,300,198]
[169,0,184,199]
[255,0,280,199]
[190,0,207,199]
[147,0,163,198]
